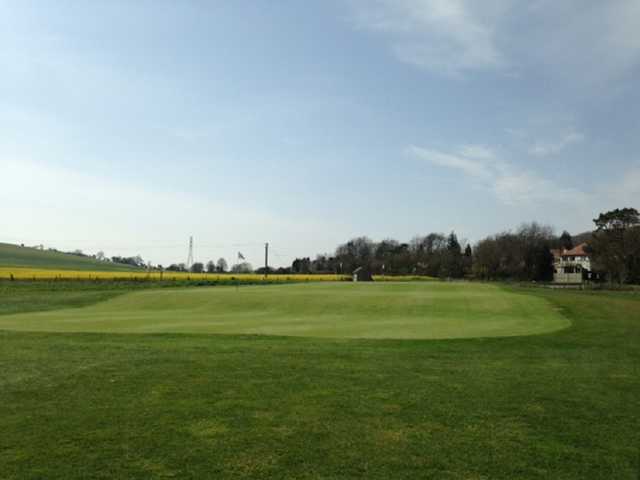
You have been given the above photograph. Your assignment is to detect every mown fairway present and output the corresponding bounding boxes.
[0,283,569,339]
[1,281,639,479]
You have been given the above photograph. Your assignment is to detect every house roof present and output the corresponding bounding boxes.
[561,243,589,257]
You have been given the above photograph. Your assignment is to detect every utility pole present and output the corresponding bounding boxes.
[264,242,269,277]
[187,236,194,270]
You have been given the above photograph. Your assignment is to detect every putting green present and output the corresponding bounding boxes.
[0,282,569,339]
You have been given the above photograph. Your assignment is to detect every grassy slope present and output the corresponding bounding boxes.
[0,284,639,479]
[0,282,569,339]
[0,281,164,316]
[0,242,138,271]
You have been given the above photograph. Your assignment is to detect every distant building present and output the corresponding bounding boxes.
[352,266,373,282]
[552,243,594,284]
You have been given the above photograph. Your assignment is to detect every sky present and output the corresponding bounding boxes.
[2,0,639,267]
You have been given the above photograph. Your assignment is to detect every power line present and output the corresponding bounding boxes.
[1,240,265,250]
[3,236,300,267]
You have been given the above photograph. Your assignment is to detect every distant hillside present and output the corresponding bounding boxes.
[0,243,139,271]
[572,231,593,245]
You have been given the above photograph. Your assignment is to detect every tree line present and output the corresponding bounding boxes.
[589,208,640,284]
[164,258,247,274]
[78,207,638,284]
[88,253,249,274]
[290,226,550,281]
[290,207,640,284]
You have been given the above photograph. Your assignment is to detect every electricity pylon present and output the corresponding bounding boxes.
[186,236,194,270]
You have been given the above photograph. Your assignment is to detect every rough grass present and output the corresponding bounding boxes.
[0,280,293,316]
[0,283,639,479]
[0,242,137,271]
[0,282,569,339]
[0,280,147,316]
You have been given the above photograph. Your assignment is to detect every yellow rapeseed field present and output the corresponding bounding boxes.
[0,268,435,282]
[0,268,346,282]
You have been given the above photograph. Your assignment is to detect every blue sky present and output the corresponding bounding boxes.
[2,0,639,267]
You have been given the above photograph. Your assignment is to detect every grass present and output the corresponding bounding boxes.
[0,280,198,316]
[0,242,138,272]
[0,282,569,339]
[0,282,639,479]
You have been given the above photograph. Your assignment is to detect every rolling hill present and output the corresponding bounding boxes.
[0,242,139,271]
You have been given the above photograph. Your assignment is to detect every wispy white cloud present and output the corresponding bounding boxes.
[528,131,584,157]
[350,0,504,75]
[458,144,497,161]
[407,144,587,205]
[490,172,581,205]
[349,0,640,85]
[406,145,493,179]
[519,0,640,87]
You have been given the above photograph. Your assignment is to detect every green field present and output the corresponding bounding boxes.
[0,242,137,271]
[1,281,639,479]
[0,282,569,338]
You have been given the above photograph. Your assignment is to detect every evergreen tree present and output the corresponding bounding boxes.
[559,231,573,250]
[463,244,473,276]
[532,245,554,281]
[590,208,640,284]
[440,232,463,279]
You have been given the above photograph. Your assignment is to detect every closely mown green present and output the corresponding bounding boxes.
[0,282,568,339]
[0,282,638,479]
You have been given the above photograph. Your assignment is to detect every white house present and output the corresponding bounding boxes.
[552,243,592,284]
